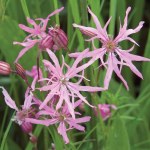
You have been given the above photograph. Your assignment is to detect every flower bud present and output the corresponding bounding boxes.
[94,104,117,121]
[29,134,38,144]
[15,63,26,79]
[49,25,68,50]
[15,63,31,88]
[80,29,97,37]
[39,35,54,50]
[21,122,33,134]
[0,61,11,75]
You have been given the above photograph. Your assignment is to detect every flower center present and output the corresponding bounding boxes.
[105,40,116,52]
[60,77,69,85]
[58,114,65,121]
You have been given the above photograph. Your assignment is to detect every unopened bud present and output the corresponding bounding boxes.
[21,122,33,134]
[0,61,11,75]
[94,104,117,121]
[29,134,38,144]
[15,63,31,88]
[39,35,54,50]
[80,29,97,37]
[49,26,68,50]
[15,63,26,79]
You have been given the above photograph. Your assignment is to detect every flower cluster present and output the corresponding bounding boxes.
[0,6,149,144]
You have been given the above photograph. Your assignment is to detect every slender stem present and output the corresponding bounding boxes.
[108,0,117,35]
[37,49,41,80]
[0,106,8,142]
[0,112,15,150]
[20,0,31,27]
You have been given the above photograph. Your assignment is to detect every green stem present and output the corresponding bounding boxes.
[108,0,117,35]
[53,0,60,24]
[0,112,15,150]
[0,106,8,142]
[20,0,31,27]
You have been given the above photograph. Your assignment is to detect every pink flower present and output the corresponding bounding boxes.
[0,87,36,133]
[38,48,105,118]
[94,104,117,120]
[70,7,150,90]
[14,7,64,62]
[25,100,91,144]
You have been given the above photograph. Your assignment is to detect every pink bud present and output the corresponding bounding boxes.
[94,104,117,120]
[39,35,54,50]
[0,61,11,75]
[15,63,31,88]
[80,29,97,37]
[15,63,26,79]
[49,26,68,50]
[79,102,85,112]
[29,134,38,144]
[21,122,33,134]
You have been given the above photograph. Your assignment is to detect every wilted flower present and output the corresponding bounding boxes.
[94,104,117,120]
[0,87,36,133]
[37,48,105,118]
[70,7,150,90]
[25,100,91,144]
[0,61,11,75]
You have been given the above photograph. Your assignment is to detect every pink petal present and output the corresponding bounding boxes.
[38,83,59,91]
[23,91,33,110]
[67,119,85,131]
[118,49,150,61]
[68,85,93,108]
[39,84,60,109]
[114,7,144,44]
[117,50,144,79]
[87,7,108,41]
[19,24,35,34]
[31,76,38,90]
[25,118,58,126]
[26,17,38,27]
[69,82,105,92]
[74,116,91,123]
[43,59,60,78]
[63,86,75,119]
[104,59,113,89]
[58,122,69,144]
[73,23,98,37]
[0,86,18,111]
[47,7,64,19]
[15,40,38,62]
[56,86,65,110]
[46,49,62,75]
[111,54,129,90]
[46,49,61,69]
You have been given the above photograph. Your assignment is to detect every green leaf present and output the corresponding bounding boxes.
[141,29,150,89]
[105,116,130,150]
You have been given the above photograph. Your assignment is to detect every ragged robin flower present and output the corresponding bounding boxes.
[0,87,37,133]
[25,99,91,144]
[37,48,106,118]
[13,7,64,62]
[70,7,150,90]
